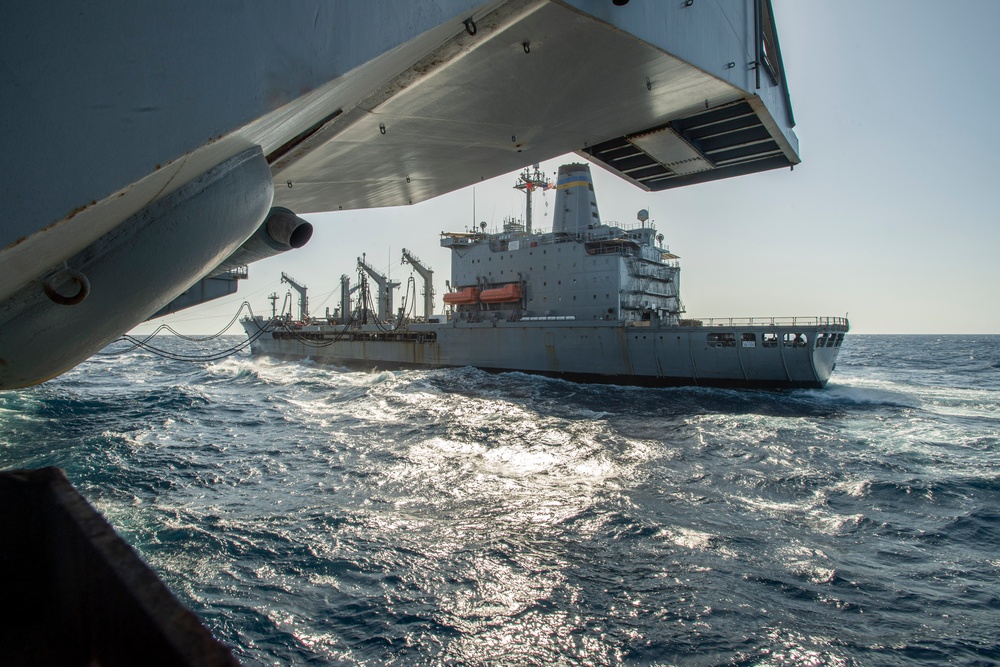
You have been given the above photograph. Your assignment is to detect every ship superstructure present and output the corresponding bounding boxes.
[443,164,682,325]
[243,163,848,388]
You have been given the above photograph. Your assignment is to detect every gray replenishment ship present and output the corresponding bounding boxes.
[243,163,848,389]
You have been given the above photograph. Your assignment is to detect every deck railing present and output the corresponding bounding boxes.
[681,316,850,328]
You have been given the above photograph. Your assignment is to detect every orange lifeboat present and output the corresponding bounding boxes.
[479,283,523,304]
[442,287,479,305]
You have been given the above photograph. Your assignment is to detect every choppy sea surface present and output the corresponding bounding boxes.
[2,334,999,666]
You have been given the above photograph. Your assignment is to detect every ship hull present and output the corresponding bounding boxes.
[242,318,848,389]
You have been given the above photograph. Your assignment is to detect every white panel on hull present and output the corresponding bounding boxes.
[630,127,713,176]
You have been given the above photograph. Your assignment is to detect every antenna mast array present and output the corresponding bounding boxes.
[513,164,552,234]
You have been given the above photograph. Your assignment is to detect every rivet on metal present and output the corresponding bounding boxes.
[379,123,386,135]
[286,181,293,188]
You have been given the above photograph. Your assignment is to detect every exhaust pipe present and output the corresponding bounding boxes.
[210,207,313,276]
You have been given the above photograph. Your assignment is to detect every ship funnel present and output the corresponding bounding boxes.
[552,163,600,235]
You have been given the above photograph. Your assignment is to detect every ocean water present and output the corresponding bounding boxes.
[1,334,999,666]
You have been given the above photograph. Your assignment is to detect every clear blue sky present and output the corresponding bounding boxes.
[135,0,1000,336]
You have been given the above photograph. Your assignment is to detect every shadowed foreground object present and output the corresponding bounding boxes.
[0,468,238,667]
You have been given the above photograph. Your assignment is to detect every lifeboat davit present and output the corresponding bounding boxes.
[443,287,479,305]
[479,283,523,304]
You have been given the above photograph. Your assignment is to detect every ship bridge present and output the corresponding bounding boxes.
[2,0,800,388]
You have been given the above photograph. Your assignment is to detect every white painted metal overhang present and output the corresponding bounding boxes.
[270,0,800,214]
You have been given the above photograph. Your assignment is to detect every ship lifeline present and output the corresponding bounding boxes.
[243,164,848,389]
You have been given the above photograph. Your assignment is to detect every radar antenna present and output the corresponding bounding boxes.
[513,164,553,234]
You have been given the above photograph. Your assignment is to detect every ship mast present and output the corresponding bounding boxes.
[512,164,551,234]
[268,292,279,319]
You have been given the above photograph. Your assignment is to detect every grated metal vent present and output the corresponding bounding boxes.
[583,100,794,191]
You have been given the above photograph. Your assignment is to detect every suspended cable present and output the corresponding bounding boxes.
[100,302,274,361]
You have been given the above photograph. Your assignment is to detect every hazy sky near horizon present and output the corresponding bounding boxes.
[135,0,1000,336]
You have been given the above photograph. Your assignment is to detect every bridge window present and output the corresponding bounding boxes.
[815,333,827,348]
[759,0,783,84]
[783,333,808,347]
[742,333,756,348]
[762,333,778,348]
[707,333,736,348]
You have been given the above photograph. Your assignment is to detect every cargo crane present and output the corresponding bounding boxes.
[400,248,435,320]
[339,274,362,323]
[280,272,308,322]
[357,256,399,323]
